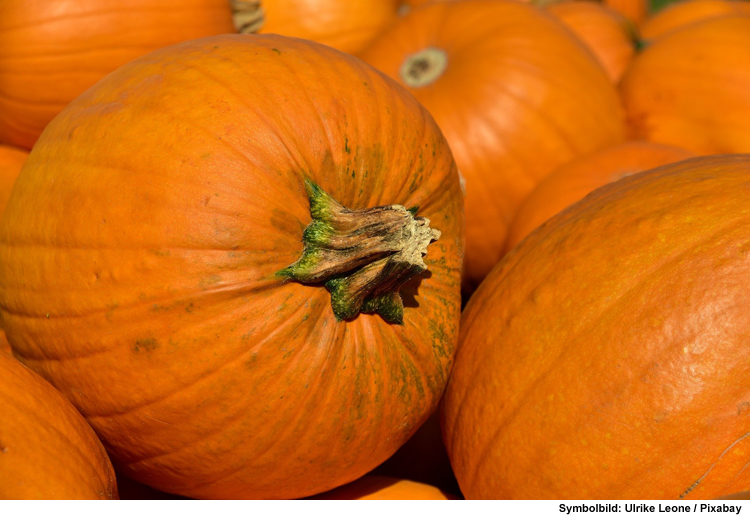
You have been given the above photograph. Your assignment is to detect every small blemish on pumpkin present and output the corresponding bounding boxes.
[272,48,281,55]
[133,338,158,353]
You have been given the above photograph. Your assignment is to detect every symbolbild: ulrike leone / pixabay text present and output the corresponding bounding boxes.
[560,504,742,515]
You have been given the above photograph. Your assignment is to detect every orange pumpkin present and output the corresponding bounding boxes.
[0,145,27,222]
[233,0,400,54]
[605,0,648,24]
[359,0,624,292]
[311,475,455,500]
[0,329,11,356]
[640,0,750,41]
[547,1,637,82]
[0,353,117,499]
[0,34,463,499]
[444,154,750,499]
[719,491,750,499]
[621,16,750,155]
[0,0,235,150]
[505,141,694,251]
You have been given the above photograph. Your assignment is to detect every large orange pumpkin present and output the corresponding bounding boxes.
[0,34,463,499]
[232,0,400,54]
[547,1,637,82]
[640,0,750,41]
[505,141,694,251]
[0,145,27,222]
[359,0,624,292]
[311,475,455,500]
[0,0,235,150]
[621,16,750,155]
[443,154,750,499]
[0,353,117,499]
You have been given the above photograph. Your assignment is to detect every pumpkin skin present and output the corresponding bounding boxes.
[505,141,694,251]
[233,0,400,55]
[0,353,117,499]
[640,0,750,41]
[0,0,235,150]
[547,1,636,82]
[0,329,11,356]
[605,0,647,24]
[359,0,625,292]
[311,475,455,500]
[621,16,750,155]
[443,155,750,499]
[0,145,26,225]
[0,34,463,500]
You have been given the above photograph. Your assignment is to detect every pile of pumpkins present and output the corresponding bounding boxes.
[1,0,750,500]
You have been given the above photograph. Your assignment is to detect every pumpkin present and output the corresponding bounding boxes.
[443,154,750,499]
[232,0,400,55]
[621,16,750,155]
[605,0,648,24]
[0,34,463,499]
[0,353,117,499]
[0,144,26,225]
[0,0,235,150]
[719,491,750,499]
[311,475,455,500]
[359,0,625,292]
[547,1,637,82]
[505,141,694,251]
[0,329,11,356]
[640,0,750,41]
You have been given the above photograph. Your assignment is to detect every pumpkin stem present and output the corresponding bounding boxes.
[399,47,448,88]
[230,0,265,34]
[278,180,440,324]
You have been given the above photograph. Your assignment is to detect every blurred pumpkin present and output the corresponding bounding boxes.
[605,0,648,24]
[0,353,117,499]
[311,475,455,499]
[0,34,463,499]
[621,16,750,155]
[505,141,693,251]
[0,0,235,149]
[359,0,624,293]
[444,154,750,499]
[547,1,637,82]
[640,0,750,41]
[232,0,400,54]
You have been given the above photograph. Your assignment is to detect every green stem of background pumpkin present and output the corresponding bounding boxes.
[278,181,440,324]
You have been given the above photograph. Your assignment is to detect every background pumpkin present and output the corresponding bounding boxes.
[621,15,750,154]
[0,0,235,150]
[444,154,750,499]
[0,353,117,499]
[359,0,625,293]
[232,0,401,55]
[640,0,750,41]
[505,141,694,251]
[0,34,463,499]
[547,1,637,82]
[605,0,648,24]
[310,475,455,500]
